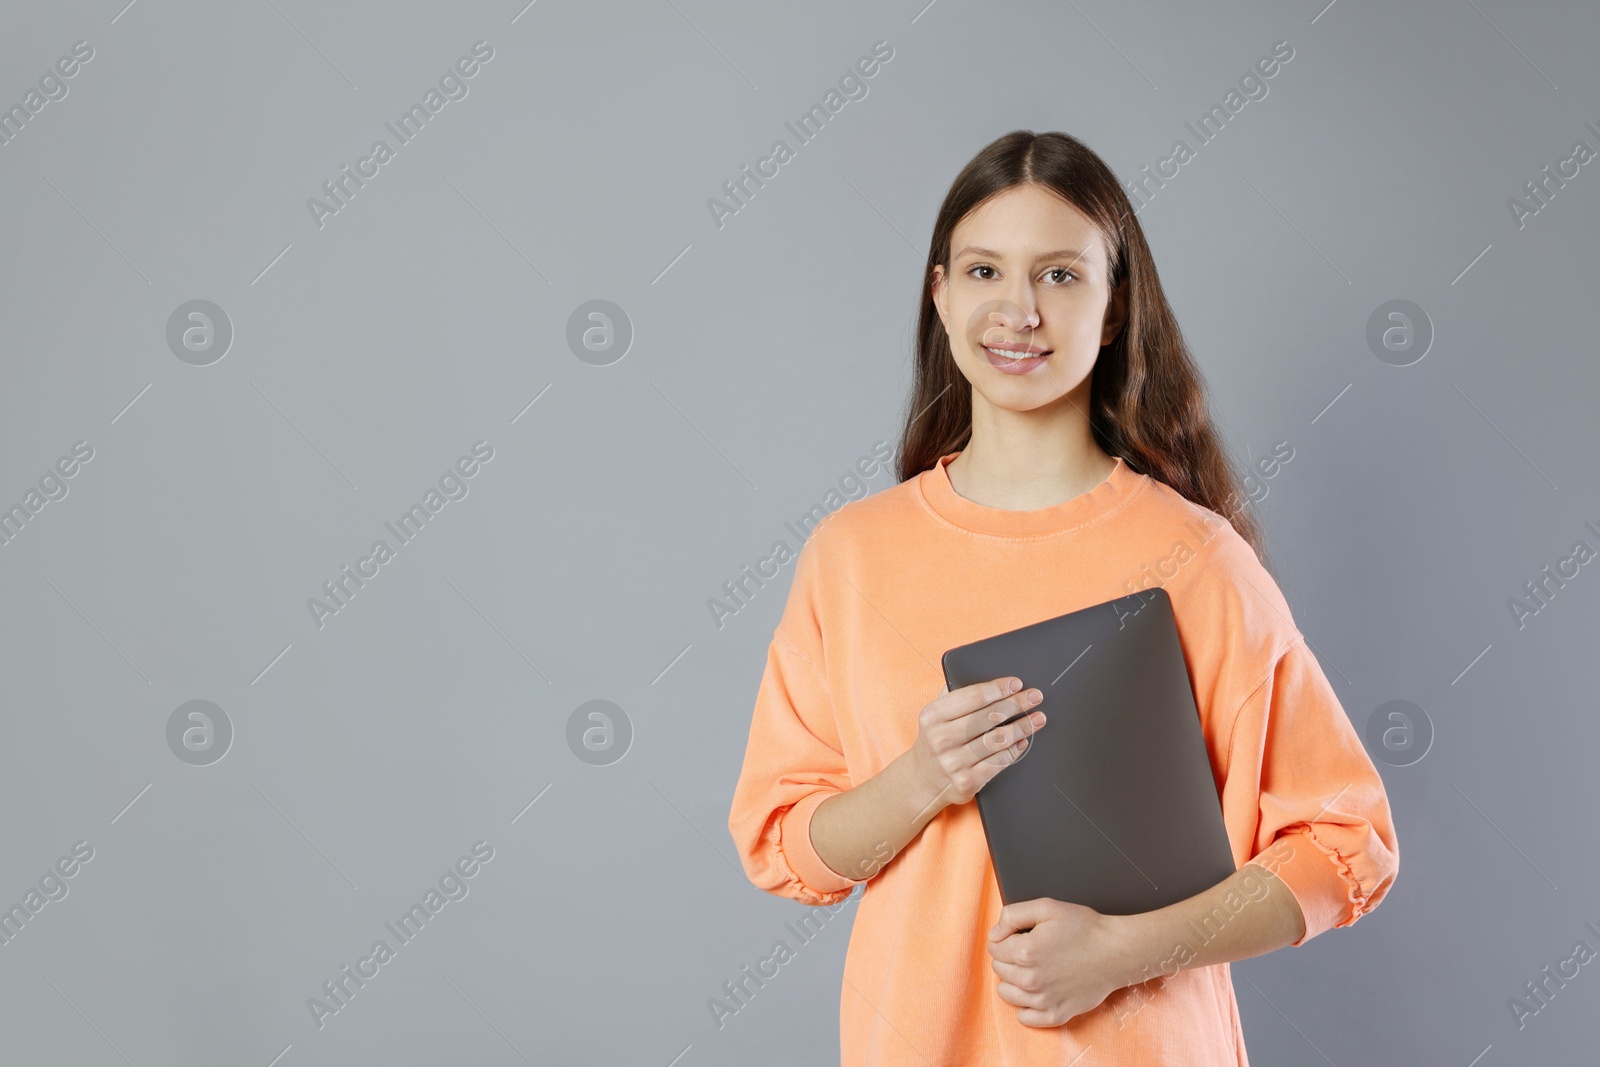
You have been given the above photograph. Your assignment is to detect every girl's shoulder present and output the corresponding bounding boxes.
[1123,476,1304,652]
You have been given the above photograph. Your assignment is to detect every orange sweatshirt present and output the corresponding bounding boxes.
[727,450,1399,1065]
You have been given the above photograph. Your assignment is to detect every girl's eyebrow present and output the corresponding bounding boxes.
[953,245,1094,265]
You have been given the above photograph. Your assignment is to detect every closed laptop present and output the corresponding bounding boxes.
[941,588,1237,914]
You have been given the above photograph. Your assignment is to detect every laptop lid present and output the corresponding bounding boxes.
[940,588,1237,914]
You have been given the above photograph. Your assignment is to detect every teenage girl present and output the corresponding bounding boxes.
[729,129,1398,1066]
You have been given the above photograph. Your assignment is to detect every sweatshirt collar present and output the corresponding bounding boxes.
[918,449,1144,538]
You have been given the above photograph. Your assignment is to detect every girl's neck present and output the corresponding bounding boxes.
[945,431,1117,512]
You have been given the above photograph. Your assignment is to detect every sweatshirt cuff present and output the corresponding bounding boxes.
[781,789,861,898]
[1244,830,1366,947]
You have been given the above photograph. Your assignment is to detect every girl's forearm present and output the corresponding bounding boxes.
[808,750,952,883]
[1109,856,1307,989]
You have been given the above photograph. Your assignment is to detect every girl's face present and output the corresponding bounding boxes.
[931,183,1127,415]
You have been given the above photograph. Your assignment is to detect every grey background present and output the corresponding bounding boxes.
[1,0,1596,1063]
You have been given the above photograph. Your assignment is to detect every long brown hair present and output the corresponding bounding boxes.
[896,129,1272,571]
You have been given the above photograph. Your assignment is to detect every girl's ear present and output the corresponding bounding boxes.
[931,264,950,334]
[1100,278,1129,347]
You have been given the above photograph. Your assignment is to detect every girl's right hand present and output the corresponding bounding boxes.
[907,677,1046,809]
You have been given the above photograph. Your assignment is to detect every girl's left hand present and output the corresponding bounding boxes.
[987,898,1132,1027]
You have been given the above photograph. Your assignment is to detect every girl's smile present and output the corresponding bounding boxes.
[981,344,1051,374]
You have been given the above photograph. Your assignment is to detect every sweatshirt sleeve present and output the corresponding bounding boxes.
[727,533,863,907]
[1228,637,1400,946]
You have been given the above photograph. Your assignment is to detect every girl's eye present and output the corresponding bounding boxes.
[966,264,1076,284]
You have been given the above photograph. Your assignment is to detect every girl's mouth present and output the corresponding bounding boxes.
[981,345,1050,374]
